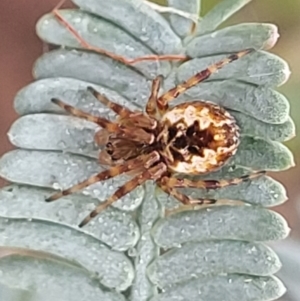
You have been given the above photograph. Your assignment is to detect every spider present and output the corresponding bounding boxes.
[46,47,264,227]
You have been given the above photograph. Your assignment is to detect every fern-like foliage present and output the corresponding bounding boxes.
[0,0,295,300]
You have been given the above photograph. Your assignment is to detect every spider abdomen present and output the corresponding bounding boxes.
[159,101,239,174]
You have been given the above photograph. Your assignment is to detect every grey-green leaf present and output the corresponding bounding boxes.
[0,1,294,300]
[148,241,281,287]
[129,183,161,301]
[72,0,183,54]
[14,78,138,116]
[233,136,294,171]
[0,217,134,290]
[231,112,295,142]
[8,114,99,157]
[33,49,151,102]
[0,185,139,251]
[157,175,287,209]
[0,252,126,301]
[167,0,200,37]
[152,206,290,249]
[177,51,290,87]
[150,274,286,301]
[179,80,290,124]
[36,10,171,78]
[196,0,252,35]
[188,23,278,58]
[0,150,144,211]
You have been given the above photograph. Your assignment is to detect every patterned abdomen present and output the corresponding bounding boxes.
[159,101,239,174]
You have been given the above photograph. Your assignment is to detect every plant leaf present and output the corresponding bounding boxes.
[152,206,290,248]
[0,0,294,300]
[187,23,278,57]
[0,250,126,301]
[177,51,290,87]
[181,80,290,124]
[196,0,252,35]
[37,9,172,77]
[0,185,139,251]
[34,49,151,102]
[0,150,144,211]
[157,175,287,208]
[150,274,285,301]
[0,217,134,290]
[72,0,183,54]
[148,240,281,287]
[167,0,200,37]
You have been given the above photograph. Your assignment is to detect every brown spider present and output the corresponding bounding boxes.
[46,48,264,227]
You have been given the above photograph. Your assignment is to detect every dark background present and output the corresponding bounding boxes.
[0,1,299,234]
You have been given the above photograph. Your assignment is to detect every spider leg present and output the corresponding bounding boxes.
[88,87,157,129]
[46,151,160,202]
[52,98,117,129]
[52,98,154,144]
[158,181,217,205]
[146,76,163,118]
[162,170,265,189]
[51,3,187,65]
[87,86,133,118]
[156,49,254,113]
[79,161,167,227]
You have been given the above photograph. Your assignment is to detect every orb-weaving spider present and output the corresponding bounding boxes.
[46,48,264,227]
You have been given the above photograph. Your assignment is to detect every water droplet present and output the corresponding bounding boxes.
[52,182,61,190]
[125,45,135,52]
[74,17,82,23]
[58,140,67,149]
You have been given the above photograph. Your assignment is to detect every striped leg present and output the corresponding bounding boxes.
[158,182,217,206]
[46,151,160,202]
[156,49,254,113]
[162,171,265,189]
[52,1,187,65]
[88,87,157,129]
[87,86,133,118]
[146,76,162,118]
[79,161,167,227]
[52,98,154,144]
[52,98,118,130]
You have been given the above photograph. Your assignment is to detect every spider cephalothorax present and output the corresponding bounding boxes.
[46,48,264,227]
